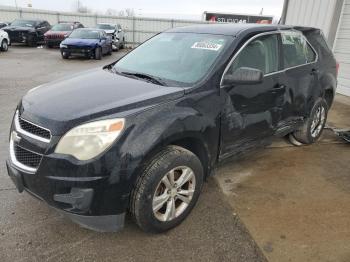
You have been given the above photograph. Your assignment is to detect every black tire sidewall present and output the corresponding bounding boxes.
[95,47,102,60]
[1,39,8,51]
[133,147,204,233]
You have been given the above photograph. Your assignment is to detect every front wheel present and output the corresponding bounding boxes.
[130,145,204,233]
[290,98,328,145]
[1,39,8,51]
[61,51,70,59]
[95,47,102,60]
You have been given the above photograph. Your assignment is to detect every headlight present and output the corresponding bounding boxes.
[60,44,67,48]
[55,118,125,161]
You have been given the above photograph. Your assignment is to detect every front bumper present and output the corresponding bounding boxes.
[60,47,94,56]
[6,111,131,232]
[6,160,126,232]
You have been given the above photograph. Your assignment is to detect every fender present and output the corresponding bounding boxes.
[116,91,221,190]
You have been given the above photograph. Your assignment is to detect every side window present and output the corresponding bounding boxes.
[227,34,279,75]
[281,32,316,68]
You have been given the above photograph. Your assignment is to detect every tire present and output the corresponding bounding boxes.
[120,38,125,49]
[28,37,37,47]
[95,47,102,60]
[61,51,70,59]
[130,145,204,233]
[291,98,328,145]
[107,45,112,55]
[1,39,8,51]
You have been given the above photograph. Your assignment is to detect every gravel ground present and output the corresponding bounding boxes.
[0,46,266,262]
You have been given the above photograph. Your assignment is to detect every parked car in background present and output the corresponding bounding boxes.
[60,28,112,59]
[44,21,84,48]
[3,19,51,46]
[0,29,10,51]
[95,23,125,50]
[0,22,9,29]
[7,24,337,233]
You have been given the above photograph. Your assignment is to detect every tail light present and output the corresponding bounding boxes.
[336,62,339,77]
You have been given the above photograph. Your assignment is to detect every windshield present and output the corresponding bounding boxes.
[114,32,232,86]
[51,23,73,31]
[69,30,100,39]
[11,19,37,27]
[96,24,114,30]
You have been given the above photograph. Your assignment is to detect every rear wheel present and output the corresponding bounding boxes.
[1,39,8,51]
[290,98,328,145]
[95,47,102,60]
[130,145,204,233]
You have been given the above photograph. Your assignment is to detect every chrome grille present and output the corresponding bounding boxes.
[18,117,51,140]
[14,144,42,169]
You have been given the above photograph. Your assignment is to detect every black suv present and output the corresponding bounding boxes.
[3,19,51,46]
[6,24,337,233]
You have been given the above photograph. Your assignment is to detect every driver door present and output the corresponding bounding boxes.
[220,32,286,158]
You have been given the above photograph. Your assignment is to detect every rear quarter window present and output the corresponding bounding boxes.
[282,31,317,68]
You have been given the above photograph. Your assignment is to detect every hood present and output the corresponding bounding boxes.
[3,26,35,32]
[104,29,115,34]
[45,30,70,36]
[61,37,99,47]
[21,69,184,135]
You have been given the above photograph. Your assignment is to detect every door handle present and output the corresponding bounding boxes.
[273,84,286,90]
[311,68,319,75]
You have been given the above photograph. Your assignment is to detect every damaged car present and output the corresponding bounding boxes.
[6,24,337,233]
[3,19,51,46]
[95,23,125,51]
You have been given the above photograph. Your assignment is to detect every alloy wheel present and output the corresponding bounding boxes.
[311,105,326,138]
[152,166,196,222]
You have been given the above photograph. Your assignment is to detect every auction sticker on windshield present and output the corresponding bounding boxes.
[191,42,223,51]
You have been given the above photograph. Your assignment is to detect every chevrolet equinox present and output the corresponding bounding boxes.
[7,24,338,233]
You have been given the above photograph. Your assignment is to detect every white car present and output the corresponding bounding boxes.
[0,29,10,51]
[95,23,125,51]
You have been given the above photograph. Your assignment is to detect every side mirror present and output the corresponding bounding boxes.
[223,67,263,86]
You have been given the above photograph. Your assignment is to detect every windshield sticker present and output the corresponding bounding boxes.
[191,42,223,51]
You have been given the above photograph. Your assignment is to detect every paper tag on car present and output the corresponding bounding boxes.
[191,42,222,51]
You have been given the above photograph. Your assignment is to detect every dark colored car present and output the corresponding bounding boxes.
[6,24,337,233]
[59,28,112,59]
[44,21,84,47]
[3,19,51,46]
[0,22,9,29]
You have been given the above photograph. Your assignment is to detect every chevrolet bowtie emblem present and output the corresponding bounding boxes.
[12,131,21,143]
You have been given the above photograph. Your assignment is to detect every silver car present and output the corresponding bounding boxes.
[95,23,125,51]
[0,29,10,51]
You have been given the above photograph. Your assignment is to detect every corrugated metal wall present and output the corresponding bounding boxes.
[284,0,337,40]
[334,0,350,96]
[0,6,209,46]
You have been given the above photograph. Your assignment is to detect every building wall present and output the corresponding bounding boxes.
[283,0,337,42]
[333,0,350,96]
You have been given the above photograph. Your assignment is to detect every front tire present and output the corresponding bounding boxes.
[1,39,8,51]
[61,51,70,59]
[130,145,204,233]
[290,98,328,145]
[95,47,102,60]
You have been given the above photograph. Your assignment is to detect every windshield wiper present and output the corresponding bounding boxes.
[120,71,167,86]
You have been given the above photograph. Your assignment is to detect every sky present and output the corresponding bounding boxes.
[0,0,285,20]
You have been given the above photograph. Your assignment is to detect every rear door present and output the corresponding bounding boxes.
[278,31,319,123]
[220,32,286,158]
